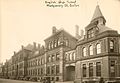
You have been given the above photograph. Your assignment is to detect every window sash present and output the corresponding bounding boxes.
[89,45,93,55]
[83,64,87,77]
[83,48,87,56]
[96,62,101,76]
[89,63,93,77]
[97,43,101,54]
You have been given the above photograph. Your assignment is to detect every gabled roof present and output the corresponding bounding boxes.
[24,44,34,51]
[44,29,77,41]
[91,5,105,21]
[97,24,116,33]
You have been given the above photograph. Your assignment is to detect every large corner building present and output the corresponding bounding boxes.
[0,5,120,83]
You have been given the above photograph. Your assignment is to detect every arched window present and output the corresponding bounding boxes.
[110,40,114,52]
[65,39,69,46]
[48,56,51,62]
[70,53,72,61]
[51,41,53,48]
[48,42,51,49]
[51,55,55,62]
[54,40,57,47]
[72,52,76,60]
[89,45,93,55]
[65,54,69,61]
[83,47,87,56]
[58,39,61,46]
[96,43,101,54]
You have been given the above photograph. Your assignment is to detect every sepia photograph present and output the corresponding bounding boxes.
[0,0,120,83]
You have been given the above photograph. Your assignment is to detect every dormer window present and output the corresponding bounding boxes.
[88,28,94,38]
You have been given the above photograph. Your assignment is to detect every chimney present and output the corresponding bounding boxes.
[14,51,16,55]
[75,25,80,39]
[38,44,41,49]
[79,29,84,37]
[52,26,57,34]
[33,42,36,49]
[21,45,24,50]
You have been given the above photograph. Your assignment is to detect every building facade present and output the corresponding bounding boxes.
[0,63,4,78]
[44,27,77,81]
[27,43,46,81]
[75,5,120,83]
[0,5,120,83]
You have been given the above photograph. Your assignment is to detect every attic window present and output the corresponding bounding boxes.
[88,28,94,38]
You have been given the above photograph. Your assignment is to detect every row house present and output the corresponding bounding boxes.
[27,44,46,80]
[0,63,4,78]
[44,27,77,81]
[10,44,33,79]
[64,50,76,81]
[7,58,12,78]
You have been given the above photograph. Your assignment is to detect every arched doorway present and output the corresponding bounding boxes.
[66,66,75,81]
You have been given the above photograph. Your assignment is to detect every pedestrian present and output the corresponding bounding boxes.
[99,77,104,83]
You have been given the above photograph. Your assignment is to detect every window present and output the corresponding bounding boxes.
[47,66,50,74]
[38,59,40,65]
[51,66,55,74]
[56,77,59,81]
[58,39,61,46]
[88,28,94,38]
[70,53,72,61]
[48,42,51,49]
[56,65,60,74]
[65,39,69,46]
[41,58,44,64]
[89,45,93,55]
[89,63,93,77]
[83,64,87,77]
[51,55,55,62]
[110,61,116,77]
[38,69,40,75]
[41,68,43,75]
[56,53,60,61]
[96,62,101,76]
[96,43,101,54]
[54,40,57,47]
[65,54,69,61]
[48,56,51,62]
[110,40,114,52]
[51,41,54,48]
[83,47,87,56]
[72,52,76,60]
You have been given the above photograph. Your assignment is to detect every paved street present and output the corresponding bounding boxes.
[0,78,40,83]
[0,78,73,83]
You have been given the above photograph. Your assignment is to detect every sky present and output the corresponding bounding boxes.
[0,0,120,63]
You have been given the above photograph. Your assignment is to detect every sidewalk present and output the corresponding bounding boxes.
[52,81,74,83]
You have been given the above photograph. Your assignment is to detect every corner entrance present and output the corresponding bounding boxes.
[66,66,75,81]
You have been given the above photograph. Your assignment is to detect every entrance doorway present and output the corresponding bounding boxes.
[66,66,75,81]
